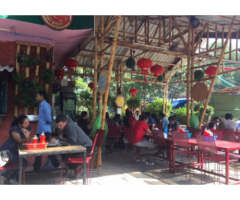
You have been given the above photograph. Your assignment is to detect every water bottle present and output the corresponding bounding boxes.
[40,132,46,143]
[32,135,38,144]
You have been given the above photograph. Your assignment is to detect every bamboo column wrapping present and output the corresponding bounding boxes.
[99,16,104,115]
[198,16,236,128]
[35,46,40,81]
[24,45,31,115]
[45,47,50,93]
[186,18,191,127]
[93,16,99,121]
[100,15,121,130]
[14,44,21,116]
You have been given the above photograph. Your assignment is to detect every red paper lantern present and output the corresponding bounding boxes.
[205,66,219,76]
[150,64,164,77]
[129,88,138,100]
[54,69,65,83]
[88,82,94,91]
[137,58,152,83]
[64,57,78,80]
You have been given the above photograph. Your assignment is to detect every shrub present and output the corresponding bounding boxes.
[146,97,172,116]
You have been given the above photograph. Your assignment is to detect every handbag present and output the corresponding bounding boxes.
[0,150,12,168]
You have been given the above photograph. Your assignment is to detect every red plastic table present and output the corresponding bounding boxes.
[167,137,240,185]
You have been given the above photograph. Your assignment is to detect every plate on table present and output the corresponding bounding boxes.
[47,139,59,147]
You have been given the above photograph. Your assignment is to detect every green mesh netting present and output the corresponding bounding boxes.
[91,111,108,156]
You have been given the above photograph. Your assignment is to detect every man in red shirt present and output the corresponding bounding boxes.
[133,115,154,162]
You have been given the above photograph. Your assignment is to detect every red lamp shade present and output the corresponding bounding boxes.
[129,88,138,100]
[88,82,94,91]
[205,66,219,76]
[137,58,152,83]
[54,69,65,82]
[150,64,164,78]
[64,57,78,80]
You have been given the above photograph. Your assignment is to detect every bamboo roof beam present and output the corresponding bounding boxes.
[173,16,188,50]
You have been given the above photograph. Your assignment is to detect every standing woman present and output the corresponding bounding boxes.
[0,115,30,184]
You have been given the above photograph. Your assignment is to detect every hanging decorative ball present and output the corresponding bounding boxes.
[137,57,152,83]
[150,64,164,78]
[205,66,219,76]
[126,57,136,69]
[54,69,65,83]
[194,70,205,80]
[64,57,78,80]
[129,88,138,100]
[115,94,125,108]
[157,75,164,82]
[88,82,94,91]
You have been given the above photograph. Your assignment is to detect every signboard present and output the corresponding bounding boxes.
[42,15,73,31]
[98,70,108,95]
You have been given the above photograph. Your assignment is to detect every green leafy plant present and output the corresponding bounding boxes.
[197,104,214,123]
[172,107,190,125]
[46,51,53,62]
[12,73,25,85]
[146,97,172,116]
[42,68,55,83]
[17,54,37,68]
[126,96,141,110]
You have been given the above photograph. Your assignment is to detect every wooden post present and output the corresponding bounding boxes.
[135,16,137,43]
[198,16,236,128]
[93,16,99,121]
[25,45,31,115]
[45,47,50,93]
[159,16,162,46]
[169,17,172,49]
[101,15,121,130]
[191,28,195,114]
[35,46,40,82]
[123,16,126,41]
[186,17,191,127]
[165,84,168,116]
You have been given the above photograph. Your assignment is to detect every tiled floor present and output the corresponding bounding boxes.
[0,148,239,185]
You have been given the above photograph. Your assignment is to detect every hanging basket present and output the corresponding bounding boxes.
[194,70,205,80]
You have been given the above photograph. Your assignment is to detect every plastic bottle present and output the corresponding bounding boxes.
[40,132,46,143]
[32,135,38,144]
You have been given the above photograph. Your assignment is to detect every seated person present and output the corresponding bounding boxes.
[0,115,30,184]
[113,114,122,126]
[77,111,92,136]
[159,112,169,131]
[207,122,215,131]
[168,116,180,131]
[206,116,220,130]
[133,115,154,162]
[128,111,137,127]
[218,113,239,132]
[105,112,115,127]
[151,114,159,124]
[55,114,93,179]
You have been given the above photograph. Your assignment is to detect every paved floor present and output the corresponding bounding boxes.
[0,147,239,185]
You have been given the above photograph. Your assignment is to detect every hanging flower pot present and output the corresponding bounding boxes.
[194,70,205,80]
[129,88,138,100]
[64,57,78,80]
[54,69,65,84]
[88,82,94,91]
[137,57,152,83]
[157,75,164,82]
[126,57,136,69]
[205,66,219,76]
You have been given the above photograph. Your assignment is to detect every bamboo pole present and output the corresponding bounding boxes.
[169,16,172,49]
[173,16,188,50]
[198,16,236,128]
[236,31,239,61]
[93,16,99,122]
[163,18,166,40]
[159,16,162,46]
[147,16,150,45]
[194,23,207,53]
[186,17,191,127]
[135,16,137,43]
[207,23,209,51]
[123,16,126,41]
[165,85,168,116]
[99,16,104,116]
[26,45,31,78]
[101,15,121,130]
[215,25,217,57]
[35,46,40,82]
[191,28,195,115]
[15,41,51,48]
[45,47,50,93]
[14,44,21,117]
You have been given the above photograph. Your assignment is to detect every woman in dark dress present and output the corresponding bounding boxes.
[0,115,30,184]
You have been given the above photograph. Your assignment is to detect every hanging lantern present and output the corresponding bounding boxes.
[137,57,152,83]
[126,57,136,69]
[150,64,164,83]
[205,66,219,76]
[194,70,205,80]
[115,94,125,108]
[54,69,65,84]
[64,57,78,80]
[157,75,164,82]
[88,82,94,91]
[129,88,138,100]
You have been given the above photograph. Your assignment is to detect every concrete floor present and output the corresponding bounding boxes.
[0,147,239,185]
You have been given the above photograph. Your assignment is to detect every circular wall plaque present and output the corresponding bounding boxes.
[191,82,208,102]
[42,15,73,31]
[115,95,125,108]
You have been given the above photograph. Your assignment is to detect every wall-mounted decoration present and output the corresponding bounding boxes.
[42,15,73,31]
[0,65,14,72]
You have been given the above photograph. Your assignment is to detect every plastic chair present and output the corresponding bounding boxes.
[211,130,224,140]
[196,135,238,184]
[60,133,99,185]
[107,125,123,150]
[229,132,240,142]
[218,128,234,141]
[155,124,162,131]
[172,131,202,181]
